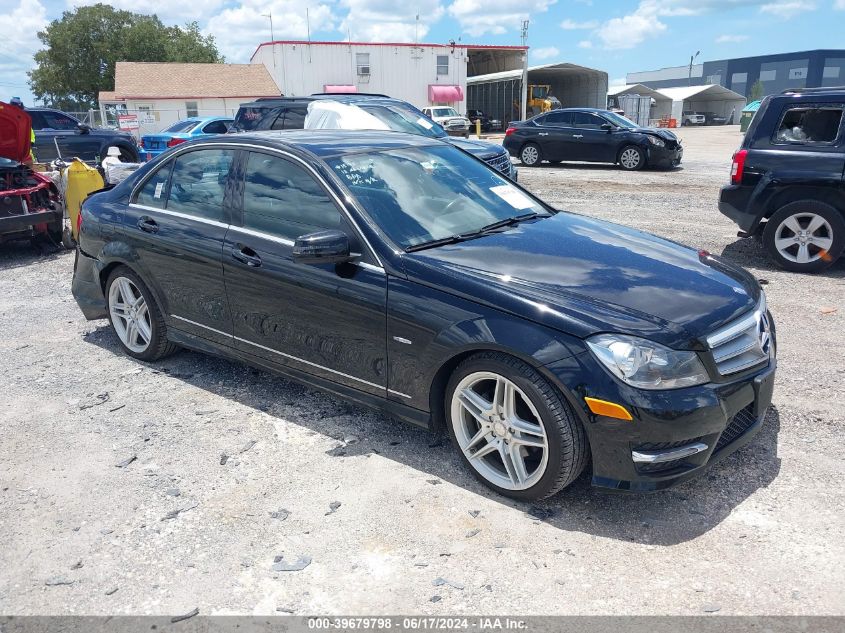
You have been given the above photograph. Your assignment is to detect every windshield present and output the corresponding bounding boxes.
[328,145,550,250]
[602,111,639,129]
[358,104,447,138]
[164,120,200,134]
[432,108,459,118]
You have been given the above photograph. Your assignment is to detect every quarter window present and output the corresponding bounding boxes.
[242,152,343,241]
[166,149,234,220]
[774,105,843,144]
[436,55,449,75]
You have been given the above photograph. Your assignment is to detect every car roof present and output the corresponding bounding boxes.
[196,129,443,159]
[238,94,413,109]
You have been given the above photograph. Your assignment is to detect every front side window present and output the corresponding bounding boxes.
[166,149,234,220]
[242,152,343,241]
[573,112,604,130]
[436,55,449,75]
[328,145,549,250]
[356,53,370,76]
[774,105,843,144]
[40,110,79,130]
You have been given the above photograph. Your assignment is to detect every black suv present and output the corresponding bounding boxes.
[27,108,140,163]
[719,87,845,273]
[231,94,516,180]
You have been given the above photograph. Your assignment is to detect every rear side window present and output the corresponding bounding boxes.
[281,107,307,130]
[241,152,343,241]
[774,105,843,144]
[202,120,231,134]
[234,106,278,131]
[166,149,235,221]
[135,161,173,209]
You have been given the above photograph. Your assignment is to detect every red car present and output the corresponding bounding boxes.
[0,102,62,243]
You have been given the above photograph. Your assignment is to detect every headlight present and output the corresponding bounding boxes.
[587,334,709,390]
[647,135,665,147]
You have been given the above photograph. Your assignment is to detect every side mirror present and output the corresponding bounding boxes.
[293,230,354,265]
[78,123,91,134]
[601,123,613,132]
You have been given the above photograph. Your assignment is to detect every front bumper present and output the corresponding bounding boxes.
[648,144,683,168]
[545,348,776,492]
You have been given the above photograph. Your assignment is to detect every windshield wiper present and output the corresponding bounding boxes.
[467,212,543,236]
[405,234,476,252]
[404,213,545,253]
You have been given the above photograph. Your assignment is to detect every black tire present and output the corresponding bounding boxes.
[762,201,844,273]
[105,266,178,361]
[618,145,645,171]
[117,145,139,163]
[519,143,542,166]
[445,352,588,501]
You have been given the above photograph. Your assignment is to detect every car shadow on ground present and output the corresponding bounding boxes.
[522,162,683,173]
[719,237,845,278]
[0,239,66,271]
[82,324,782,547]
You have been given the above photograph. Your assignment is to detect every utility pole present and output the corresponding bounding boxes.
[520,19,529,121]
[688,50,700,86]
[261,12,276,68]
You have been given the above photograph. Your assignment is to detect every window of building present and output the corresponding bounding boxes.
[788,67,807,80]
[731,72,748,84]
[706,74,722,85]
[185,101,199,118]
[760,69,777,82]
[166,149,234,220]
[242,152,343,241]
[775,106,843,145]
[823,66,841,79]
[356,53,370,76]
[436,55,449,75]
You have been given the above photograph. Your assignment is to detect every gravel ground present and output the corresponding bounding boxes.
[1,126,843,616]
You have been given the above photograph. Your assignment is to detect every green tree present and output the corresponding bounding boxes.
[749,79,765,101]
[28,4,223,110]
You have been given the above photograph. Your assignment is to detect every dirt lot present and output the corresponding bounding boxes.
[1,126,843,616]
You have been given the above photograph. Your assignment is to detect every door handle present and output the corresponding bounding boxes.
[231,245,262,268]
[137,217,159,233]
[538,132,549,136]
[573,134,584,139]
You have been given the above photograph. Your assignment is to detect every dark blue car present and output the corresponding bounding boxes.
[71,130,775,499]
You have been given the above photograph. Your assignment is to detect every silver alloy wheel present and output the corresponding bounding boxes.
[773,212,834,264]
[521,145,539,165]
[108,276,152,353]
[620,148,641,169]
[450,371,549,491]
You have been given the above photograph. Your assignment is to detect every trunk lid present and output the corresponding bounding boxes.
[0,102,32,163]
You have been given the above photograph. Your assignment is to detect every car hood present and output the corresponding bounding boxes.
[0,102,32,163]
[630,126,678,142]
[403,212,760,349]
[447,137,506,159]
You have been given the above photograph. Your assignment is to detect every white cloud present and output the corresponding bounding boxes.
[340,0,443,42]
[759,0,816,16]
[836,0,845,9]
[560,18,598,29]
[448,0,556,37]
[206,1,335,62]
[0,0,48,100]
[531,46,559,59]
[67,0,224,22]
[578,39,593,48]
[716,34,749,42]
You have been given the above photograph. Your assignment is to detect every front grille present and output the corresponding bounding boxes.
[638,459,688,474]
[706,298,771,376]
[484,151,513,176]
[715,405,758,452]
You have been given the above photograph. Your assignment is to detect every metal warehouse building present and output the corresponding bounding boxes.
[627,49,845,98]
[467,63,609,125]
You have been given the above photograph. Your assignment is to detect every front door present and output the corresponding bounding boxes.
[572,111,619,162]
[123,147,236,346]
[223,150,388,397]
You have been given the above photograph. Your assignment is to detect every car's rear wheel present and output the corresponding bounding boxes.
[763,201,844,273]
[445,352,588,500]
[618,145,645,170]
[106,266,177,361]
[519,143,542,166]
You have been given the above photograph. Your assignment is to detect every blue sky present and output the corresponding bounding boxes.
[3,0,844,104]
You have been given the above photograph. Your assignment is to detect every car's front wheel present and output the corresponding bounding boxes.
[446,352,588,500]
[106,266,177,361]
[519,143,542,166]
[618,145,645,170]
[762,201,844,273]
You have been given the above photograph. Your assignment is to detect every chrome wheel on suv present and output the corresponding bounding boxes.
[763,201,845,273]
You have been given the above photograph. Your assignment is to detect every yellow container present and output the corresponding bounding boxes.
[65,160,104,240]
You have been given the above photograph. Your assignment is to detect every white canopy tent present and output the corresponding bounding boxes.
[607,83,674,123]
[657,85,747,124]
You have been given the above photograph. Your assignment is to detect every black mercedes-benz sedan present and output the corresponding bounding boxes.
[71,130,775,500]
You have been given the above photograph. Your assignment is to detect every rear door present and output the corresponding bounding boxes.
[533,111,574,160]
[124,147,236,346]
[222,149,388,397]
